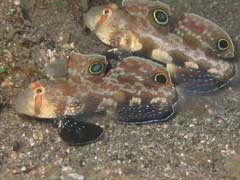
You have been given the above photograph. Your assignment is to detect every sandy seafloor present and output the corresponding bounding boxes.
[0,0,240,179]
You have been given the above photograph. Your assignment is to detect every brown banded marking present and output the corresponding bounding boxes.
[32,81,45,115]
[95,4,118,32]
[84,1,235,94]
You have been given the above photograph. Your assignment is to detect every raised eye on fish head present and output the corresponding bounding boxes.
[35,86,45,96]
[102,8,112,16]
[84,4,117,31]
[153,72,168,84]
[32,82,47,116]
[153,9,169,25]
[88,61,106,75]
[14,80,61,119]
[217,38,229,51]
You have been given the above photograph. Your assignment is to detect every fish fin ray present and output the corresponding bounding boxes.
[174,67,231,94]
[117,103,175,125]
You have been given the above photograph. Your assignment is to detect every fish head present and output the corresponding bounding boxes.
[174,13,235,59]
[84,3,118,32]
[84,3,137,46]
[14,79,76,119]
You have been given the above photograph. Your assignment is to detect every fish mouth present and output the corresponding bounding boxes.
[13,84,58,119]
[84,6,103,31]
[225,50,235,59]
[13,86,36,117]
[17,114,56,123]
[229,51,235,58]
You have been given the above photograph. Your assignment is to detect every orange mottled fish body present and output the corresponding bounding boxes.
[14,53,178,124]
[84,0,235,93]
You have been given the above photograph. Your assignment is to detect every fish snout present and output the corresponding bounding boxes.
[84,6,103,31]
[14,82,58,119]
[14,86,36,117]
[224,49,235,59]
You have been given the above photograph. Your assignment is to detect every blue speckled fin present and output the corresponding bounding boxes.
[116,103,175,125]
[173,67,231,94]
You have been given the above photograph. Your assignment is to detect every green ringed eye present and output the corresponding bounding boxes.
[88,62,105,75]
[217,38,229,51]
[153,9,169,25]
[154,73,167,84]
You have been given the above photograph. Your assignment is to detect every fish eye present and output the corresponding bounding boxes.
[88,62,105,75]
[217,38,229,50]
[35,87,44,95]
[103,8,111,15]
[153,9,169,25]
[154,73,168,84]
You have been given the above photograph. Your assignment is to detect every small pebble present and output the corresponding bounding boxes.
[189,124,195,127]
[21,166,27,171]
[14,0,21,6]
[10,151,18,161]
[33,130,44,142]
[68,173,84,180]
[207,108,215,115]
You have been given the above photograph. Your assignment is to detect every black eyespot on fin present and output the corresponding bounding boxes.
[58,117,104,146]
